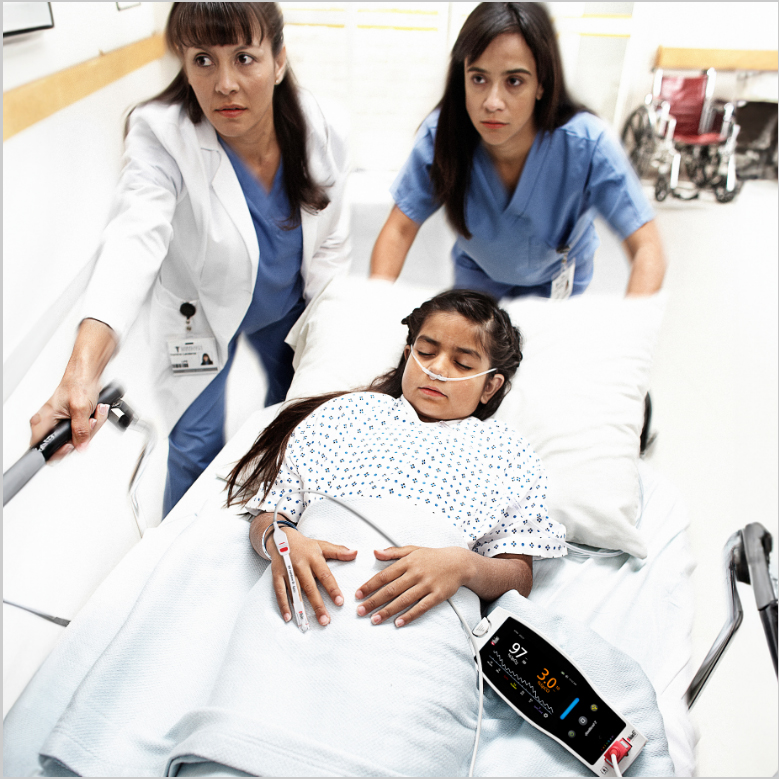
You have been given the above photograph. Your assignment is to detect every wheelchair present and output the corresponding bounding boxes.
[622,67,742,203]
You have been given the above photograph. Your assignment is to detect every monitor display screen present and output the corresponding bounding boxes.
[480,616,626,765]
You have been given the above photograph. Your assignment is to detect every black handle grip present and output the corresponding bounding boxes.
[36,383,124,461]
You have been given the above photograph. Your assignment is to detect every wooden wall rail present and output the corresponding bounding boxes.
[3,34,166,142]
[656,46,778,72]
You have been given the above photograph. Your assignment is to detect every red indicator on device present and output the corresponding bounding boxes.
[604,737,632,765]
[279,542,289,554]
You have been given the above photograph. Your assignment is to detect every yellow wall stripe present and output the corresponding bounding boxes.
[286,22,346,29]
[357,8,438,14]
[283,7,345,12]
[3,33,166,142]
[656,47,778,72]
[356,24,437,32]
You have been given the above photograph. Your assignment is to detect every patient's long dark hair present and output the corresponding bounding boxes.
[432,2,587,238]
[141,2,328,227]
[225,290,523,507]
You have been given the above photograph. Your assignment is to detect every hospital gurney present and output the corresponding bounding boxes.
[2,406,683,777]
[2,278,774,775]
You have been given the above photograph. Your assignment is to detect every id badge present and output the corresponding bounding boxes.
[167,336,219,375]
[550,259,575,300]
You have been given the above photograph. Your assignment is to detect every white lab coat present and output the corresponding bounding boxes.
[81,91,350,434]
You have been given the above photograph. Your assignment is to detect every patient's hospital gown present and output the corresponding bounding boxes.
[249,392,566,557]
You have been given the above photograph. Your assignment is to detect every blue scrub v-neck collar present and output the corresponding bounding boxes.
[219,136,282,200]
[476,129,552,217]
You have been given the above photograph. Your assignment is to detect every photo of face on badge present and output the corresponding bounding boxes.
[167,337,219,375]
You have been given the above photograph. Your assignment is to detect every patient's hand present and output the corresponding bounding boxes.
[354,546,471,628]
[270,528,358,627]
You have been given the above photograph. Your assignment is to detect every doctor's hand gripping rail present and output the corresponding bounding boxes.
[2,383,125,507]
[685,522,778,708]
[3,383,157,626]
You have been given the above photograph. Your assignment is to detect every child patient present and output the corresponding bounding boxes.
[227,289,566,630]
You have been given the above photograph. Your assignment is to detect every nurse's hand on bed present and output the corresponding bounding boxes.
[355,545,471,628]
[267,526,358,627]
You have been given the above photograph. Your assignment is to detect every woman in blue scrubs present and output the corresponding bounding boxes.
[370,2,665,299]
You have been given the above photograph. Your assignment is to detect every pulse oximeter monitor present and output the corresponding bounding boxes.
[471,607,647,776]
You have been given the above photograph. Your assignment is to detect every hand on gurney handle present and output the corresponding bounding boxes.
[29,318,118,460]
[4,383,124,508]
[28,383,123,461]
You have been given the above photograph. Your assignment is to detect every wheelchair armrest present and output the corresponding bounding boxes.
[723,123,741,156]
[655,100,672,138]
[664,116,677,147]
[719,102,737,141]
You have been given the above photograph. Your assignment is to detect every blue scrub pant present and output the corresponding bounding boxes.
[162,300,304,517]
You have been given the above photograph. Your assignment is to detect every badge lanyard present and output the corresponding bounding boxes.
[551,245,575,300]
[166,302,219,375]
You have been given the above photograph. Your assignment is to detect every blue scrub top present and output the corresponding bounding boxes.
[219,138,304,333]
[391,110,654,297]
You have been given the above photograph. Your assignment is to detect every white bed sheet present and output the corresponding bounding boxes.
[190,405,699,776]
[4,404,697,776]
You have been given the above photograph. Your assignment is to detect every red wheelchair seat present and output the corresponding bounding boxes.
[673,131,725,145]
[658,75,707,134]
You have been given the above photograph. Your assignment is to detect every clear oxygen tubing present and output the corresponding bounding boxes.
[409,348,497,383]
[271,489,485,778]
[563,459,646,559]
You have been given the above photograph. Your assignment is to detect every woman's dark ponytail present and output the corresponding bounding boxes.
[272,72,329,226]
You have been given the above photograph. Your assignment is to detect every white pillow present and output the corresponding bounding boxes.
[285,276,664,557]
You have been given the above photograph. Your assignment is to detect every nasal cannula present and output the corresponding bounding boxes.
[410,348,497,382]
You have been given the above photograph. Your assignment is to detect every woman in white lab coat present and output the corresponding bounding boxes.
[29,2,350,515]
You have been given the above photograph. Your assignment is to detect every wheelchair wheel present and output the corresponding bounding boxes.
[622,106,656,178]
[685,146,720,187]
[655,175,669,202]
[714,180,742,203]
